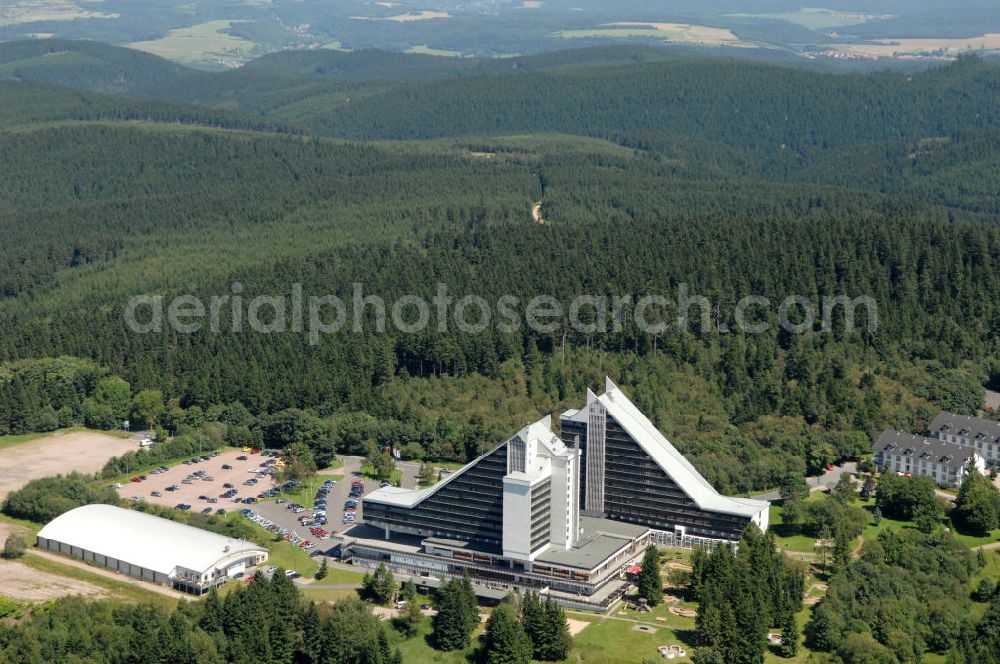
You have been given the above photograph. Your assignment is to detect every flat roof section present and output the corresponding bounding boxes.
[534,516,646,571]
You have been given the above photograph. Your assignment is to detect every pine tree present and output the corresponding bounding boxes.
[637,545,663,606]
[269,619,294,664]
[299,601,322,664]
[521,592,545,652]
[538,597,572,661]
[200,586,223,632]
[315,557,328,580]
[400,579,417,602]
[432,578,475,651]
[481,602,532,664]
[270,567,300,626]
[832,526,852,573]
[363,563,397,604]
[458,574,479,633]
[778,609,798,657]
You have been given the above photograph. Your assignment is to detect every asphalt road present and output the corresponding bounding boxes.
[252,455,423,545]
[752,462,858,502]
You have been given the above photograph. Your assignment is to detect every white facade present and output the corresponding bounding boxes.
[875,429,987,489]
[37,504,267,593]
[930,412,1000,467]
[501,416,580,561]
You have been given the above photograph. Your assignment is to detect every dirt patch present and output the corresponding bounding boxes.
[566,618,589,636]
[531,201,546,224]
[607,22,752,48]
[807,582,828,595]
[985,389,1000,413]
[0,431,136,502]
[668,606,697,618]
[664,562,693,572]
[0,560,106,601]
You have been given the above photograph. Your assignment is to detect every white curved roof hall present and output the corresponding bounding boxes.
[37,504,266,576]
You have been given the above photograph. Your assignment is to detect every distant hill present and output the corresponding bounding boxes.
[243,44,689,80]
[0,40,190,95]
[0,79,296,133]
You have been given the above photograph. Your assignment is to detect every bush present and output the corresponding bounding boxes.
[3,533,27,558]
[973,578,996,602]
[3,473,119,523]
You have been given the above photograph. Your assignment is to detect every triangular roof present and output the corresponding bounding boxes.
[568,378,767,518]
[365,417,563,508]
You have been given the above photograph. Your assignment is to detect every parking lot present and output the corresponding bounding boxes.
[114,450,426,550]
[114,448,282,514]
[254,456,387,548]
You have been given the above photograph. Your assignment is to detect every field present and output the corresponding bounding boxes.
[405,44,463,57]
[127,20,265,68]
[555,23,758,49]
[727,8,888,31]
[829,33,1000,58]
[0,0,117,27]
[0,429,135,502]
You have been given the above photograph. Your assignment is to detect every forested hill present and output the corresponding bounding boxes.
[1,41,1000,499]
[0,39,190,95]
[303,55,1000,147]
[0,80,296,133]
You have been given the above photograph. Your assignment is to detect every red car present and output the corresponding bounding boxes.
[130,477,142,483]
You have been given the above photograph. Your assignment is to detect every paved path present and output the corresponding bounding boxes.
[752,462,858,501]
[935,489,957,503]
[27,549,190,601]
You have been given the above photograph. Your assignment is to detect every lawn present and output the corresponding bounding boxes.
[570,614,693,664]
[770,494,826,554]
[128,20,265,68]
[361,463,403,486]
[259,536,319,577]
[386,614,487,664]
[949,525,1000,549]
[20,552,175,608]
[0,512,43,537]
